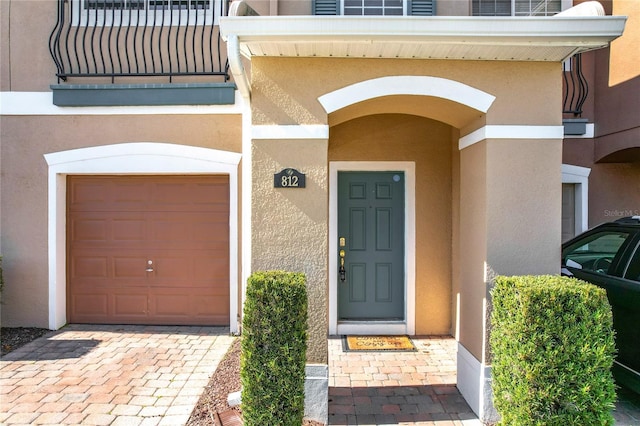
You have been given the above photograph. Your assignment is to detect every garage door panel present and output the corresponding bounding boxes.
[71,256,109,278]
[152,250,229,287]
[70,293,109,316]
[112,218,147,242]
[113,256,152,279]
[150,181,229,212]
[69,182,109,207]
[68,175,231,326]
[70,218,109,242]
[150,291,229,325]
[193,256,229,281]
[113,293,149,317]
[147,213,228,247]
[70,213,148,248]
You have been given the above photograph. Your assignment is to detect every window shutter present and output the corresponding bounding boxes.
[408,0,435,16]
[313,0,339,15]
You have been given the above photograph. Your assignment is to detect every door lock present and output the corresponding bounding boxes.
[339,249,346,282]
[145,260,154,272]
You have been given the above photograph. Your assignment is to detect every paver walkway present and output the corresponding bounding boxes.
[328,335,640,426]
[328,336,480,425]
[0,324,233,426]
[2,328,639,425]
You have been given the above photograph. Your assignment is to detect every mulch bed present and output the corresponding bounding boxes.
[187,337,324,425]
[1,327,52,356]
[187,338,243,425]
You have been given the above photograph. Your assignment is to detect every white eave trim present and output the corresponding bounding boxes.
[220,15,626,60]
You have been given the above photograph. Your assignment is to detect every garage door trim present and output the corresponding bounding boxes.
[45,142,241,332]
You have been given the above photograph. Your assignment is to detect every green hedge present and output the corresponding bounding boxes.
[490,275,616,426]
[241,271,308,426]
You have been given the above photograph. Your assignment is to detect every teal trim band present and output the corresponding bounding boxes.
[51,83,236,107]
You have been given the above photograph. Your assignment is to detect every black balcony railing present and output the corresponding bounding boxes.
[49,0,230,83]
[563,53,588,116]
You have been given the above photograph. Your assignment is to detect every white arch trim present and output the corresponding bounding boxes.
[318,76,496,114]
[44,142,242,332]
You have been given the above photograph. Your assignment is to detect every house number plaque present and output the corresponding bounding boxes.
[274,168,306,188]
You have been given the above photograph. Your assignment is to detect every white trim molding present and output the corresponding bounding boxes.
[318,76,496,115]
[44,142,242,333]
[459,125,565,150]
[252,125,329,140]
[562,164,591,234]
[328,161,416,336]
[0,91,246,115]
[457,342,498,423]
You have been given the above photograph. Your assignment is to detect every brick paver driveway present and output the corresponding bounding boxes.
[0,324,234,425]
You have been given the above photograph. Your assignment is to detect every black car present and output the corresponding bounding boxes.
[562,216,640,394]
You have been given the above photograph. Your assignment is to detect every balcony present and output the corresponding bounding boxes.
[49,0,234,106]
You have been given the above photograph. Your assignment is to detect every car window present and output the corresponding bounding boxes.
[563,231,631,275]
[623,242,640,282]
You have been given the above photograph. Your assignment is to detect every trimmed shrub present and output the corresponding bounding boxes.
[490,275,616,426]
[241,271,308,426]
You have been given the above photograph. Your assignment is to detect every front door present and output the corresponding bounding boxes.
[338,171,405,320]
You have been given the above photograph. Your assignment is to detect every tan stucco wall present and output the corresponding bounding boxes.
[459,138,563,360]
[0,0,10,92]
[588,163,640,227]
[610,0,640,86]
[459,142,488,360]
[3,0,56,91]
[0,114,242,327]
[251,57,561,128]
[328,114,454,335]
[251,139,329,363]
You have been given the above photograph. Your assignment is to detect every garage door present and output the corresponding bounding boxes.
[67,175,230,325]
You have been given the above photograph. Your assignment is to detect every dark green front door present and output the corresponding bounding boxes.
[338,171,405,320]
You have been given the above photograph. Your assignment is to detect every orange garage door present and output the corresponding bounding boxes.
[67,175,230,325]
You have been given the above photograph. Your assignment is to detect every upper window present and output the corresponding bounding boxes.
[314,0,435,16]
[472,0,564,16]
[344,0,403,16]
[74,0,222,26]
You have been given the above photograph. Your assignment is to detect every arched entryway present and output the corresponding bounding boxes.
[320,76,494,338]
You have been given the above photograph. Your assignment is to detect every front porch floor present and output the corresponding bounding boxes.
[328,336,480,425]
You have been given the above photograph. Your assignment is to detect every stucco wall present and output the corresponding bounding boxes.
[0,114,242,327]
[3,0,57,92]
[588,163,640,226]
[0,0,10,92]
[328,114,454,335]
[459,138,563,361]
[459,142,488,360]
[251,139,329,363]
[610,0,640,86]
[251,57,561,127]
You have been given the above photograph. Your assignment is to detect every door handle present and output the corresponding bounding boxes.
[339,250,346,282]
[145,260,154,272]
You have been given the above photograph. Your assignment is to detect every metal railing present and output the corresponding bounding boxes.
[563,53,588,116]
[49,0,230,83]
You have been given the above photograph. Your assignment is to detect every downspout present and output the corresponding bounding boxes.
[227,34,251,100]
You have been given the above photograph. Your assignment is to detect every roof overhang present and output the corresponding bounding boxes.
[220,16,626,62]
[219,15,626,98]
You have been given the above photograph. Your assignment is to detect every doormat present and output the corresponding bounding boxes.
[342,335,416,352]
